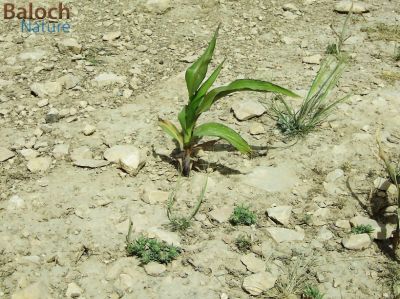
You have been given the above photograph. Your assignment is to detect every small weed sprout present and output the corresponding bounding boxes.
[126,220,180,264]
[167,177,208,232]
[229,204,257,226]
[269,55,349,137]
[303,285,325,299]
[235,234,252,252]
[326,6,353,57]
[159,25,299,176]
[351,224,374,234]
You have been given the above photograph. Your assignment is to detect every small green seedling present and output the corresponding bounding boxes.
[167,177,208,232]
[235,234,252,252]
[229,204,257,226]
[159,25,299,176]
[269,55,349,137]
[303,285,325,299]
[351,224,374,235]
[127,235,180,264]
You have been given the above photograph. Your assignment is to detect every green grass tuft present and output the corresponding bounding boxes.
[235,234,252,252]
[229,204,257,226]
[127,236,181,264]
[303,285,325,299]
[351,224,374,234]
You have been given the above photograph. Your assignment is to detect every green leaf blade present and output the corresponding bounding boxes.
[185,26,220,99]
[159,118,183,148]
[198,79,300,114]
[193,122,251,154]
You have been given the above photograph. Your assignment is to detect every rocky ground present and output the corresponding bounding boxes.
[1,0,400,298]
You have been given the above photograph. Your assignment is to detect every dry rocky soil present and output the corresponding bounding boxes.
[1,0,400,298]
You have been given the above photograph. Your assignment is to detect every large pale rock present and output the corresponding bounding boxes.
[342,234,371,250]
[70,146,93,161]
[57,38,82,54]
[266,206,292,226]
[144,262,166,276]
[0,147,15,162]
[267,227,304,243]
[209,206,234,223]
[334,1,369,14]
[30,81,63,98]
[242,272,277,296]
[92,73,126,87]
[142,190,169,205]
[232,99,266,121]
[27,157,52,172]
[11,282,51,299]
[104,145,140,163]
[146,227,181,246]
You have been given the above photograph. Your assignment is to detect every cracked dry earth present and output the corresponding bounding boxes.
[1,0,400,298]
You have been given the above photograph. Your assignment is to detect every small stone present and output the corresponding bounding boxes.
[144,262,166,276]
[302,54,322,65]
[241,253,265,273]
[37,99,49,107]
[143,190,169,205]
[93,73,126,87]
[334,1,369,14]
[266,206,292,226]
[45,108,60,123]
[232,99,266,121]
[104,145,140,163]
[11,282,51,299]
[342,234,371,250]
[57,38,82,54]
[137,0,172,14]
[18,48,47,61]
[325,169,344,182]
[103,31,121,41]
[242,272,277,296]
[317,226,334,241]
[70,146,92,161]
[7,195,25,211]
[30,81,63,98]
[66,282,83,298]
[83,124,96,136]
[374,177,391,191]
[20,149,39,160]
[266,227,304,243]
[58,74,80,89]
[0,147,15,162]
[144,29,153,36]
[119,149,146,176]
[27,157,52,172]
[137,45,148,52]
[282,3,299,13]
[53,144,70,159]
[312,208,330,226]
[335,219,351,230]
[73,159,109,168]
[249,122,265,135]
[209,206,234,223]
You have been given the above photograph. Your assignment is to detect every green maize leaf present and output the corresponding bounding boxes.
[185,25,220,99]
[197,79,300,115]
[159,118,183,148]
[192,60,225,103]
[178,107,187,131]
[193,122,251,154]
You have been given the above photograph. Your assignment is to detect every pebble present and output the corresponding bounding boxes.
[30,81,63,98]
[266,205,292,226]
[57,38,82,54]
[249,122,265,135]
[231,99,266,121]
[342,234,371,250]
[143,190,169,205]
[0,147,15,162]
[208,206,234,223]
[302,54,322,65]
[18,48,47,61]
[137,0,172,14]
[266,227,305,243]
[242,272,277,296]
[92,73,126,87]
[7,195,25,211]
[83,124,96,136]
[37,99,49,107]
[70,146,93,161]
[45,108,60,123]
[66,282,83,298]
[73,159,110,168]
[104,145,140,163]
[58,74,80,90]
[119,148,147,176]
[334,1,369,14]
[317,226,334,241]
[373,177,391,191]
[103,31,121,41]
[27,157,52,172]
[335,219,351,230]
[325,169,344,182]
[53,144,70,159]
[241,253,266,273]
[20,149,39,160]
[137,45,148,52]
[144,262,167,276]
